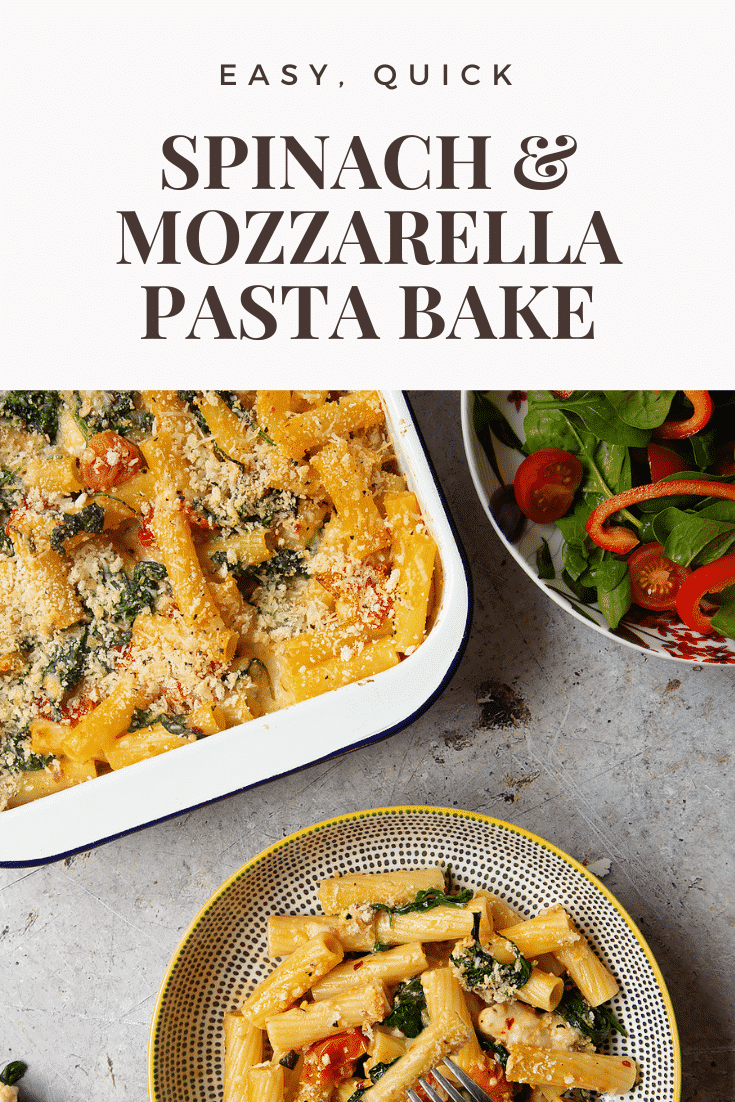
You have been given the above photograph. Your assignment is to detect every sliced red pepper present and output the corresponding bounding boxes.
[585,480,735,554]
[653,390,712,439]
[647,441,688,482]
[675,553,735,634]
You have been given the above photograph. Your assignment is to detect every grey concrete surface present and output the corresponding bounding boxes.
[1,392,733,1101]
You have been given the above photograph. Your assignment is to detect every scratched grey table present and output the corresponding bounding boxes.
[1,393,732,1102]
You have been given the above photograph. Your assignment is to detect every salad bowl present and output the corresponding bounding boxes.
[462,390,735,665]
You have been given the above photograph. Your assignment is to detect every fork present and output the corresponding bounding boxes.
[406,1057,494,1102]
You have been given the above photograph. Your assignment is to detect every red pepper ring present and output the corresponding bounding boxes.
[653,390,713,440]
[585,480,735,554]
[675,553,735,634]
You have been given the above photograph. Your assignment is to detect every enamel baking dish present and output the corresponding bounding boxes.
[0,392,471,866]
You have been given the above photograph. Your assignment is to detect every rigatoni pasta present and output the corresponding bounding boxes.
[220,867,638,1102]
[0,390,439,811]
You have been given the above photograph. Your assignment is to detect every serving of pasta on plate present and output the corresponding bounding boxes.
[219,866,638,1102]
[0,390,438,811]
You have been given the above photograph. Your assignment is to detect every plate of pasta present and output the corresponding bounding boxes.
[0,393,470,864]
[148,806,680,1102]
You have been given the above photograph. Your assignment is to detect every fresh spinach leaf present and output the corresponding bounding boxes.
[652,507,735,567]
[563,540,591,583]
[594,438,632,496]
[596,570,631,630]
[524,392,583,454]
[603,390,675,429]
[689,426,717,470]
[585,556,628,593]
[560,570,597,606]
[530,392,651,447]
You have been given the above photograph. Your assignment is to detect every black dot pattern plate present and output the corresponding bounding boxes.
[148,807,680,1102]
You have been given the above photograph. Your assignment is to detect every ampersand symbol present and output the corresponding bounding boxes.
[514,135,577,189]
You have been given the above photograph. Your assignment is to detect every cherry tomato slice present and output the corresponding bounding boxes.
[628,542,691,610]
[514,448,583,525]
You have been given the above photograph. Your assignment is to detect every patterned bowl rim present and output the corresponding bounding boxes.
[147,804,681,1102]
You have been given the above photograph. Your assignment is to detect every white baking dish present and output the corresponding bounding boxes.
[0,392,471,866]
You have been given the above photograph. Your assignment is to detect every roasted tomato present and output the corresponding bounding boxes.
[628,542,691,610]
[513,448,583,525]
[298,1030,369,1088]
[79,430,144,490]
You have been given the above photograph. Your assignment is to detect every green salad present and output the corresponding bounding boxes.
[474,390,735,642]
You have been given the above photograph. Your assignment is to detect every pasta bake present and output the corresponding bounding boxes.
[222,868,638,1101]
[0,391,437,811]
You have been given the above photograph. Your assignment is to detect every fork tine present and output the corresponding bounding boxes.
[424,1069,466,1102]
[442,1057,493,1101]
[406,1092,423,1102]
[417,1077,448,1102]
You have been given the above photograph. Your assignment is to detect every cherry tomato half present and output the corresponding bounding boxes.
[628,542,691,611]
[514,448,583,525]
